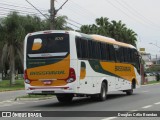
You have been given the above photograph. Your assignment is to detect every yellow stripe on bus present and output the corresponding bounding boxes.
[100,61,136,82]
[80,67,86,80]
[27,55,70,86]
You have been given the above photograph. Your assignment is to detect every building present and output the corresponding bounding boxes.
[139,48,153,69]
[151,57,160,64]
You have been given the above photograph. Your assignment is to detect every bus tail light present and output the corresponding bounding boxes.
[25,79,30,84]
[66,68,76,83]
[24,70,28,79]
[24,70,30,84]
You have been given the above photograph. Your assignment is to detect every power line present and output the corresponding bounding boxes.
[68,18,83,26]
[0,2,48,12]
[55,0,68,15]
[121,0,160,28]
[25,0,48,19]
[56,0,95,23]
[0,0,81,30]
[0,13,7,16]
[115,0,160,29]
[0,6,47,16]
[0,1,48,12]
[70,0,97,18]
[57,13,83,26]
[50,0,69,29]
[0,8,80,30]
[67,21,80,29]
[104,0,160,31]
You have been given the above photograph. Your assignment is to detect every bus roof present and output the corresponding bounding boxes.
[90,34,136,49]
[26,30,136,49]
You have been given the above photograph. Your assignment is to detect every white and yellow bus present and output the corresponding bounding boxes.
[24,30,141,103]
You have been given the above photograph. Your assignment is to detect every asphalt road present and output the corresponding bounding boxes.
[0,90,25,101]
[0,83,160,120]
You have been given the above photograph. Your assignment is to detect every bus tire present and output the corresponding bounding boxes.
[126,89,133,95]
[56,94,73,103]
[98,82,107,101]
[126,82,134,95]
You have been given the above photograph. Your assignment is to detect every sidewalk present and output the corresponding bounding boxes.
[0,90,26,102]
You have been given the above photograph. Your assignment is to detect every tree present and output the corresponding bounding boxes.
[0,12,70,84]
[109,20,126,41]
[80,17,137,47]
[55,16,68,30]
[0,12,23,84]
[96,17,110,36]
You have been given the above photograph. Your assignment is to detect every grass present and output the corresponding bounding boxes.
[18,94,53,98]
[0,79,24,92]
[147,80,160,85]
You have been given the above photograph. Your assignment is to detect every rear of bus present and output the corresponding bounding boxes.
[24,31,77,98]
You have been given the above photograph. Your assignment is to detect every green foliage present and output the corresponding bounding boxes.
[0,12,70,84]
[80,17,137,47]
[146,65,160,72]
[18,94,53,98]
[147,80,160,84]
[0,79,24,92]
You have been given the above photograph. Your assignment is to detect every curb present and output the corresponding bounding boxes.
[15,96,56,101]
[0,89,25,93]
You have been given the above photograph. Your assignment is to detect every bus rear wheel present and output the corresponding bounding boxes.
[98,82,107,101]
[126,81,135,95]
[56,94,73,103]
[126,89,133,95]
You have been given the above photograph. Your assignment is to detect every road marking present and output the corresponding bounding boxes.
[141,91,149,93]
[130,110,138,112]
[2,104,13,107]
[101,117,117,120]
[142,105,152,109]
[0,100,12,104]
[16,102,25,105]
[0,101,7,104]
[33,110,41,111]
[0,100,25,108]
[154,102,160,105]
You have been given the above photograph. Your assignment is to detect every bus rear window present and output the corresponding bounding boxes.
[27,33,69,58]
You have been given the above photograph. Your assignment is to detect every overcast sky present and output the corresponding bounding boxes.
[0,0,160,58]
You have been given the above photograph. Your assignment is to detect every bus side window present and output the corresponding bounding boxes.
[108,44,116,62]
[100,43,110,61]
[115,46,119,62]
[106,44,110,61]
[75,37,82,59]
[135,51,140,73]
[129,49,133,63]
[75,37,89,60]
[126,48,131,63]
[100,42,107,61]
[91,41,97,59]
[88,40,93,59]
[81,39,88,59]
[96,42,101,60]
[131,49,135,64]
[123,48,128,63]
[120,47,125,62]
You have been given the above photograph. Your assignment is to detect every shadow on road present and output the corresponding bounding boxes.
[34,93,139,108]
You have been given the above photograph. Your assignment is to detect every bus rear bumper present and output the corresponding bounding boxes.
[25,86,76,95]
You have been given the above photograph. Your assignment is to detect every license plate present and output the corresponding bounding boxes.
[42,91,54,94]
[43,80,52,85]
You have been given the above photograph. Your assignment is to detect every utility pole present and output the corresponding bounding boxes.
[26,0,68,30]
[156,54,158,64]
[50,0,55,30]
[50,0,68,30]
